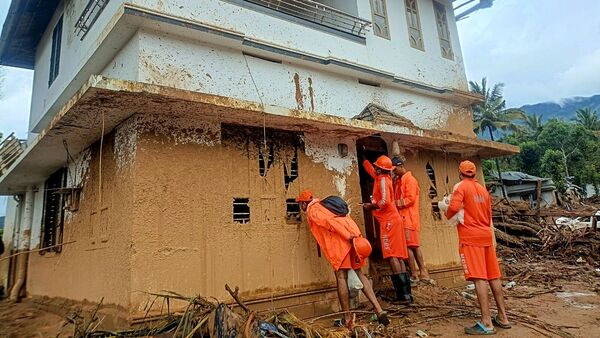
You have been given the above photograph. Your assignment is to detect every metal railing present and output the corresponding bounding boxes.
[0,133,25,176]
[244,0,371,37]
[74,0,110,40]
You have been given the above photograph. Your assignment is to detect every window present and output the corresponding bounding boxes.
[404,0,424,50]
[286,199,301,222]
[233,198,250,223]
[41,168,67,254]
[48,16,63,86]
[369,0,390,39]
[433,1,454,60]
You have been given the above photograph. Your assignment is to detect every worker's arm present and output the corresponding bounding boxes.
[446,184,464,220]
[397,177,418,209]
[325,217,354,241]
[376,177,392,209]
[362,160,377,179]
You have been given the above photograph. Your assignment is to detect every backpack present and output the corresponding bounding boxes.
[320,196,350,216]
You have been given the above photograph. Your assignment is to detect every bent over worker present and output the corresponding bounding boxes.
[296,190,389,330]
[391,156,431,284]
[446,161,511,335]
[362,156,413,303]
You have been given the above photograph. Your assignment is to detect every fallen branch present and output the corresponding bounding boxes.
[225,284,250,313]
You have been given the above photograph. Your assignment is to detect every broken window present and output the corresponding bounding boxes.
[426,162,438,199]
[233,198,250,224]
[284,147,299,190]
[405,0,424,50]
[259,145,274,177]
[286,199,301,222]
[370,0,390,39]
[41,168,67,254]
[48,16,63,87]
[433,1,454,60]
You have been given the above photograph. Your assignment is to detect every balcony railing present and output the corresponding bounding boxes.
[74,0,110,40]
[243,0,371,38]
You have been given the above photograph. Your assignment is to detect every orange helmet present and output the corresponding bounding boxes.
[373,155,394,171]
[353,237,372,261]
[459,160,477,177]
[296,189,313,202]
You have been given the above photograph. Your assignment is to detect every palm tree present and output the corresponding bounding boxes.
[523,113,544,137]
[470,77,527,198]
[573,107,600,131]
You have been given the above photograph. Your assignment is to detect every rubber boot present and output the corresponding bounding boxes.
[400,272,414,303]
[390,274,404,301]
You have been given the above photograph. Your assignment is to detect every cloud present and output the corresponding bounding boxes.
[457,0,600,107]
[555,48,600,98]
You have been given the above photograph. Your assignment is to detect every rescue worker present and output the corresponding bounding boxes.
[391,156,431,283]
[296,190,389,330]
[445,161,511,335]
[362,155,413,303]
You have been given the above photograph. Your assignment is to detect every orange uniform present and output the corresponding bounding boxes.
[394,171,421,248]
[363,161,408,259]
[446,178,500,281]
[306,199,365,271]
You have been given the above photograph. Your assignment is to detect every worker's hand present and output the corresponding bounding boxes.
[349,235,356,243]
[362,203,376,210]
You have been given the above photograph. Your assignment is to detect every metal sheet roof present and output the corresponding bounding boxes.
[0,0,61,69]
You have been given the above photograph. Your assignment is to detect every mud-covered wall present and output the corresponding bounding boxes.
[26,127,135,308]
[128,114,364,312]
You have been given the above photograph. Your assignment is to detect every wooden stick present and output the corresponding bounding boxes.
[225,284,250,313]
[0,241,76,261]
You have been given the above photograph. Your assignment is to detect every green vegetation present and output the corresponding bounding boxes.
[472,80,600,195]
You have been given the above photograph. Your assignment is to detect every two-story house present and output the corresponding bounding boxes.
[0,0,517,319]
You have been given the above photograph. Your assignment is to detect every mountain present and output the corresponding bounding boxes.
[519,94,600,121]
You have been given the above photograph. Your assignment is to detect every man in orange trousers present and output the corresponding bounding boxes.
[297,190,389,330]
[363,155,413,303]
[446,161,511,335]
[391,156,431,283]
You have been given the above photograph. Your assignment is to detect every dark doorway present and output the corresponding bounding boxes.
[356,135,388,259]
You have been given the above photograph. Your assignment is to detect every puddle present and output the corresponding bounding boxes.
[556,292,598,309]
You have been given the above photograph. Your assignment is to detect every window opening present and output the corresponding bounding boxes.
[426,162,438,199]
[48,16,63,87]
[433,1,454,59]
[41,168,67,254]
[286,198,301,222]
[405,0,424,50]
[369,0,390,39]
[233,198,250,223]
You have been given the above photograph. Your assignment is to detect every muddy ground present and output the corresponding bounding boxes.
[1,258,599,337]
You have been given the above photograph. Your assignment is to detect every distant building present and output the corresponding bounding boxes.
[488,171,557,208]
[0,0,516,318]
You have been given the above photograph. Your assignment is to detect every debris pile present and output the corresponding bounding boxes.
[492,197,600,263]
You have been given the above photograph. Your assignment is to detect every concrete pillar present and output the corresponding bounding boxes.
[9,186,35,301]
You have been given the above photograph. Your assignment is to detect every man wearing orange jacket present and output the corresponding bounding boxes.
[362,155,413,303]
[296,190,389,329]
[391,157,431,283]
[446,161,511,335]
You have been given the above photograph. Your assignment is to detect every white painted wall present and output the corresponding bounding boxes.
[29,0,125,133]
[130,0,466,89]
[29,0,468,136]
[133,29,460,132]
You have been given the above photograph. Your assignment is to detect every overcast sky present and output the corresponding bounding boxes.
[1,0,600,215]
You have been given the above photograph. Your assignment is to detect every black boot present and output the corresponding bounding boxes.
[390,274,404,301]
[400,272,414,303]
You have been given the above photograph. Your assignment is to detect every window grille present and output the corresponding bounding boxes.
[49,16,63,86]
[74,0,110,40]
[433,1,454,59]
[369,0,390,39]
[41,168,67,254]
[286,199,301,222]
[233,198,251,223]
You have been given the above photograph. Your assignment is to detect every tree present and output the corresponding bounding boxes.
[522,113,544,138]
[574,107,600,131]
[470,78,527,138]
[470,77,527,198]
[541,149,567,193]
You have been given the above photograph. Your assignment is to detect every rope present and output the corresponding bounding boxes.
[242,54,267,153]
